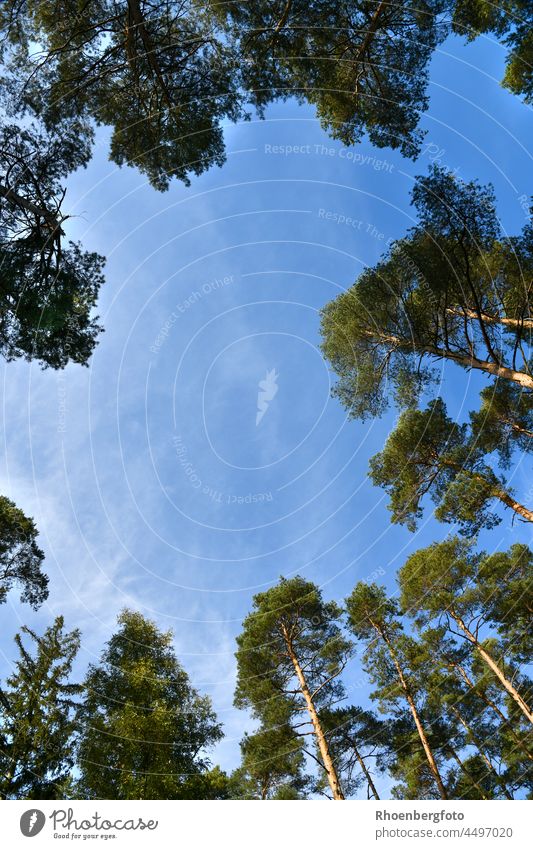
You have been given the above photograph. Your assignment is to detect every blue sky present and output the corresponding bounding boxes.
[1,32,532,786]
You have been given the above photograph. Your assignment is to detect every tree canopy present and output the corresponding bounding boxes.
[234,576,352,799]
[0,0,242,191]
[451,1,532,101]
[368,398,533,534]
[0,495,48,608]
[0,616,81,799]
[345,581,449,799]
[0,122,105,368]
[230,724,309,799]
[321,167,532,420]
[398,537,533,725]
[76,609,223,799]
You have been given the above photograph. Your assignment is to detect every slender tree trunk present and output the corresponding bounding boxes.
[450,613,533,725]
[371,620,448,800]
[449,706,513,800]
[434,349,533,389]
[354,0,388,66]
[281,627,344,800]
[455,357,531,387]
[273,0,293,34]
[447,744,488,799]
[351,740,380,799]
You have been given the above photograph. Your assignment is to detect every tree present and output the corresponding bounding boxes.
[320,167,533,421]
[0,495,48,609]
[452,1,533,101]
[412,629,521,799]
[1,0,242,191]
[443,648,532,770]
[368,398,533,534]
[0,122,105,368]
[234,576,352,800]
[212,1,447,158]
[0,616,81,799]
[230,724,309,799]
[345,582,449,799]
[398,537,533,725]
[76,609,223,799]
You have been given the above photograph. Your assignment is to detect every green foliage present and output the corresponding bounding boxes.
[321,167,532,420]
[234,576,351,798]
[399,537,533,660]
[0,495,48,608]
[230,724,308,799]
[1,0,243,191]
[470,382,533,467]
[76,609,223,799]
[318,705,386,798]
[0,616,81,799]
[368,398,524,534]
[235,576,351,723]
[452,1,533,101]
[0,123,105,368]
[345,582,449,799]
[390,748,443,800]
[211,1,448,158]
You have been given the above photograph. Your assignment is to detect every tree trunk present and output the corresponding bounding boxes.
[503,419,533,439]
[282,627,344,800]
[0,184,63,234]
[431,348,533,389]
[371,620,448,800]
[351,740,380,799]
[126,0,173,108]
[450,613,533,725]
[354,0,388,67]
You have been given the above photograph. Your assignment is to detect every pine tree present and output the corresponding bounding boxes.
[234,576,352,800]
[0,495,48,609]
[0,616,81,799]
[211,1,447,158]
[76,609,223,799]
[368,398,533,534]
[345,582,449,799]
[230,724,309,799]
[0,123,105,368]
[452,1,532,100]
[398,538,533,725]
[0,0,242,191]
[470,382,532,468]
[321,167,533,421]
[412,629,524,799]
